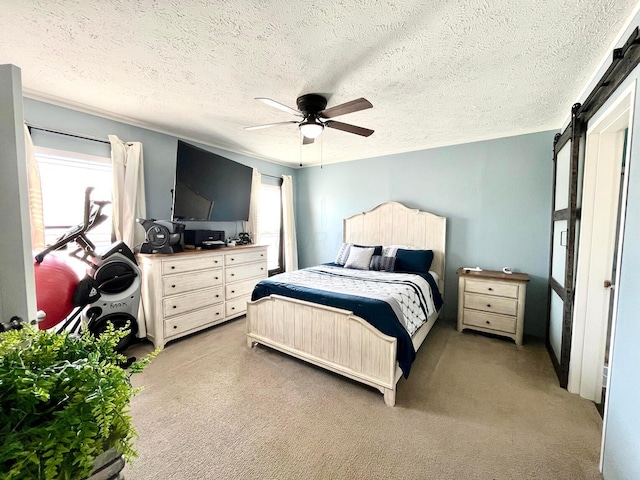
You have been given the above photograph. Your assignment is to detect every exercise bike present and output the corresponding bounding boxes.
[34,187,142,353]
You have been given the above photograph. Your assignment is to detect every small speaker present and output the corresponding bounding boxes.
[83,247,143,351]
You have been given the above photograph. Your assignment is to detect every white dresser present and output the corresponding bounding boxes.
[138,245,267,349]
[456,268,529,346]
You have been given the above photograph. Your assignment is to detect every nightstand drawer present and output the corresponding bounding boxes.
[465,278,519,298]
[464,292,517,316]
[163,287,224,317]
[463,309,516,334]
[162,269,222,296]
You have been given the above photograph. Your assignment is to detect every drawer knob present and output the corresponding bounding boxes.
[231,307,235,310]
[488,287,493,291]
[171,285,176,288]
[173,325,177,329]
[215,294,219,298]
[173,306,177,309]
[231,290,235,294]
[261,254,264,257]
[486,320,491,325]
[216,312,220,316]
[231,273,235,276]
[231,258,235,261]
[215,276,219,280]
[260,267,264,270]
[486,304,491,308]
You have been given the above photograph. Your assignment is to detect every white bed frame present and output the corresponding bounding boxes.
[246,202,446,406]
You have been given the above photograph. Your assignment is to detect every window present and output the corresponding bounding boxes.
[35,147,113,253]
[257,181,283,274]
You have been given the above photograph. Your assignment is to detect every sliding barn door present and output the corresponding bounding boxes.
[547,104,585,388]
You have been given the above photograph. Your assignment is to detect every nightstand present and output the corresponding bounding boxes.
[456,268,529,345]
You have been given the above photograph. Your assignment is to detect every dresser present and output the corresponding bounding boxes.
[138,245,267,349]
[456,268,529,345]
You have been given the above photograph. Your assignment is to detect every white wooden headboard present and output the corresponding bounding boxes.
[343,202,447,293]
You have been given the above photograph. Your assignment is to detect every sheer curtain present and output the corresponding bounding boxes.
[246,168,262,244]
[108,135,147,249]
[281,175,298,271]
[24,125,45,251]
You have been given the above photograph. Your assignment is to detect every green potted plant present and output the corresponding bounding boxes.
[0,324,156,480]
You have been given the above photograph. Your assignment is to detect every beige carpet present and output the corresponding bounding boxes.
[123,318,603,480]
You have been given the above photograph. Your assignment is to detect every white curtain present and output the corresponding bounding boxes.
[108,135,147,249]
[281,175,298,271]
[24,125,45,251]
[245,168,262,244]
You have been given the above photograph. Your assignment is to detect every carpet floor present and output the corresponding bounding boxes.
[123,317,603,480]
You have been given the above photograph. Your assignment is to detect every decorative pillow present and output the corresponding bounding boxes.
[370,255,396,272]
[344,246,375,270]
[355,244,383,256]
[335,242,353,265]
[394,249,434,274]
[382,244,417,258]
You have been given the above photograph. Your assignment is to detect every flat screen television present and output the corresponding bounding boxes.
[172,140,253,221]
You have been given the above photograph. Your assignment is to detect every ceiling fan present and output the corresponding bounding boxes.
[245,93,374,144]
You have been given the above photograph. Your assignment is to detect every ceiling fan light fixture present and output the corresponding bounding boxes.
[299,121,324,139]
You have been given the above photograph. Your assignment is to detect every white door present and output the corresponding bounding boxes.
[569,84,634,402]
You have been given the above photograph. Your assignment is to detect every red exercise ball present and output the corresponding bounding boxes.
[34,254,79,330]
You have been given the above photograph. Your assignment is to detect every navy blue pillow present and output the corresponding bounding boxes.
[355,244,383,256]
[394,249,434,274]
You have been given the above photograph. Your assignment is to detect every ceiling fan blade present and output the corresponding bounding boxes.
[255,98,302,116]
[319,98,373,119]
[245,121,298,131]
[302,136,315,145]
[325,120,374,137]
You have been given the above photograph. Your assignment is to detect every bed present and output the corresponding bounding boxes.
[246,202,446,406]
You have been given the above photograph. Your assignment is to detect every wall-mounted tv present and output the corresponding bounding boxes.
[172,140,253,221]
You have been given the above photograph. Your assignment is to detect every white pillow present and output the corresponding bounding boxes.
[335,242,353,265]
[382,244,418,258]
[344,246,375,270]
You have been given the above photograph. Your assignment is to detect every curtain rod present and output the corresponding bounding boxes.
[26,124,111,145]
[262,173,283,180]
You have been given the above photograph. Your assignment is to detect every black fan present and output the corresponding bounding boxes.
[245,94,374,144]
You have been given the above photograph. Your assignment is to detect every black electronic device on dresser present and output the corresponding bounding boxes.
[184,229,225,249]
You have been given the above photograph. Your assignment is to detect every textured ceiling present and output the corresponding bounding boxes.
[1,1,638,167]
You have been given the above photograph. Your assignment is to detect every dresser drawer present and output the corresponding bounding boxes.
[226,277,260,300]
[162,254,223,275]
[165,303,225,337]
[465,278,519,298]
[163,287,224,317]
[464,292,517,316]
[162,269,223,296]
[463,309,516,334]
[225,249,266,266]
[226,294,251,317]
[225,262,266,283]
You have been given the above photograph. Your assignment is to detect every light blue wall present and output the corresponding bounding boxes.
[22,98,296,238]
[296,131,556,337]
